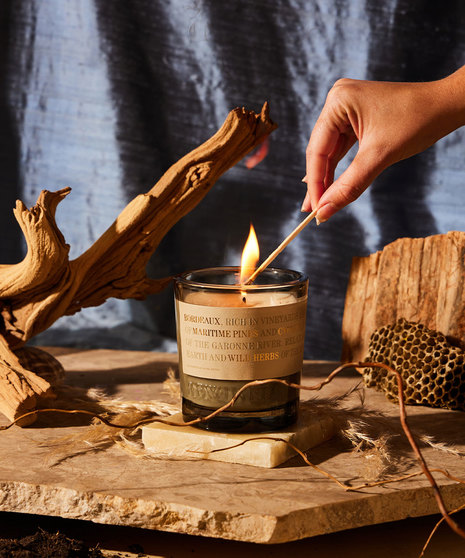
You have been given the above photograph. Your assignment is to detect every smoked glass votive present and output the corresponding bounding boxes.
[174,267,308,432]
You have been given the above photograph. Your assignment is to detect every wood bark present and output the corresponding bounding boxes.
[341,231,465,363]
[0,104,277,424]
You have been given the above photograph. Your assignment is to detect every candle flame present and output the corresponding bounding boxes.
[240,224,260,284]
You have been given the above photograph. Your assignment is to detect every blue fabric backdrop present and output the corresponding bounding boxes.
[1,1,465,358]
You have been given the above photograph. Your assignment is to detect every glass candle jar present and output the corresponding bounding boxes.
[174,267,308,432]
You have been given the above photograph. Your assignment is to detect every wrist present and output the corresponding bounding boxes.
[435,66,465,130]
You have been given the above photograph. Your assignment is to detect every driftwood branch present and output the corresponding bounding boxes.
[0,104,277,423]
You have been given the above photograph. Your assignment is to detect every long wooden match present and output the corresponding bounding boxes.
[245,209,317,284]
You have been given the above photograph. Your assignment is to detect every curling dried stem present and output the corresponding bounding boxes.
[206,436,347,489]
[420,503,465,557]
[348,468,465,492]
[359,361,465,542]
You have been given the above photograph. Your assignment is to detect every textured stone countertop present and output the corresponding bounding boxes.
[1,348,465,556]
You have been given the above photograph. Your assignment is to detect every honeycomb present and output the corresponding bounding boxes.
[363,318,465,411]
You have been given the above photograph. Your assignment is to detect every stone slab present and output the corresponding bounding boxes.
[0,349,465,544]
[141,411,336,468]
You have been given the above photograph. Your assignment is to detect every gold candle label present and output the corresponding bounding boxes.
[177,299,307,380]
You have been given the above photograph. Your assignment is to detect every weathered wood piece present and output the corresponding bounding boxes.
[0,104,277,423]
[341,231,465,363]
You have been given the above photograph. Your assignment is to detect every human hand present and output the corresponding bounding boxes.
[302,70,465,222]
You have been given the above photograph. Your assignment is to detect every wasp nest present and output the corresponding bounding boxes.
[363,318,465,410]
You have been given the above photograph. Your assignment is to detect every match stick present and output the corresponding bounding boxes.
[245,209,318,284]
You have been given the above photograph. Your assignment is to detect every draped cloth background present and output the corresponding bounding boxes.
[1,0,464,359]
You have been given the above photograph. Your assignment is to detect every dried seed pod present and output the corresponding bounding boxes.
[364,318,465,411]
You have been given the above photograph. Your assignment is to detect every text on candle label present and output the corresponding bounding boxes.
[176,299,307,380]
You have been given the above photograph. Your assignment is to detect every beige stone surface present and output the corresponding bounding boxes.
[0,348,464,545]
[142,411,336,468]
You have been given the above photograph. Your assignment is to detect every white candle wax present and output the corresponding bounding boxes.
[184,290,297,307]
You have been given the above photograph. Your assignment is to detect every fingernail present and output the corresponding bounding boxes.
[301,175,308,183]
[316,217,321,226]
[301,192,312,212]
[316,202,336,223]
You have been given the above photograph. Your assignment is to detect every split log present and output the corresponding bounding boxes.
[0,104,277,424]
[341,231,465,363]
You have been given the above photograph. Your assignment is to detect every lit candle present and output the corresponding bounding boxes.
[174,226,308,432]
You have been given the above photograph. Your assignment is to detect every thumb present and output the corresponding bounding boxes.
[315,149,385,222]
